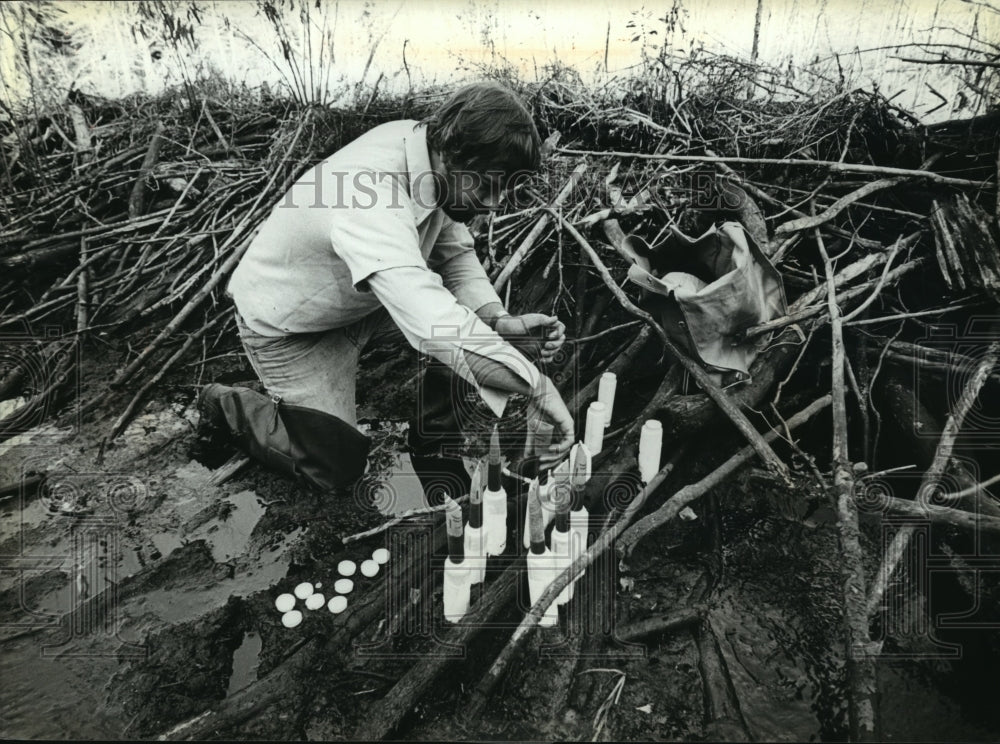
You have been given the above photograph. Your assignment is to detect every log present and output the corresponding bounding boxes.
[617,605,704,642]
[695,617,752,742]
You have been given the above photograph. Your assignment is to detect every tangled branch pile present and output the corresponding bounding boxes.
[2,57,999,740]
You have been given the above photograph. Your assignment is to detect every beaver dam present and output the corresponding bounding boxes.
[1,52,999,741]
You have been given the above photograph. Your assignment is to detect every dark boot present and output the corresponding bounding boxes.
[197,383,371,491]
[407,360,475,503]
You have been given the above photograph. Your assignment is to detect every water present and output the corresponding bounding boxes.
[226,630,263,697]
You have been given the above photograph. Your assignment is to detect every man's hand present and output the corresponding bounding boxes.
[527,375,574,469]
[496,313,566,363]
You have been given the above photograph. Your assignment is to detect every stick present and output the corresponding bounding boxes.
[866,340,1000,617]
[492,162,586,292]
[866,494,1000,535]
[76,237,89,334]
[817,228,877,743]
[775,178,910,235]
[207,455,251,487]
[555,147,991,189]
[128,121,167,220]
[554,212,789,479]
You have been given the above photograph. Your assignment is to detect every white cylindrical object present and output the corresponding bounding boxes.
[483,487,508,556]
[464,524,487,584]
[638,419,663,484]
[334,578,354,594]
[281,610,303,628]
[550,527,574,604]
[327,595,348,614]
[569,506,589,582]
[570,442,592,483]
[598,373,617,429]
[360,559,379,578]
[372,548,390,565]
[527,549,560,627]
[523,479,557,549]
[443,557,472,623]
[584,402,606,456]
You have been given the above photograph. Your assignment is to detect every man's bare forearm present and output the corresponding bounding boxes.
[464,349,535,395]
[475,302,508,330]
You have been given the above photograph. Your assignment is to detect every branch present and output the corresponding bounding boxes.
[775,178,910,235]
[555,147,992,189]
[817,228,877,742]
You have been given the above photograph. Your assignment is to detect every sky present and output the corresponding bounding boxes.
[2,0,997,121]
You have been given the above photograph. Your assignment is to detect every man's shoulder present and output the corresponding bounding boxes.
[329,119,423,162]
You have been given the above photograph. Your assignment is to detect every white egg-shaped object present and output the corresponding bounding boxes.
[281,609,303,628]
[293,582,314,599]
[305,593,325,610]
[328,595,348,614]
[372,548,390,565]
[274,593,296,613]
[334,578,354,594]
[338,560,357,577]
[360,559,379,578]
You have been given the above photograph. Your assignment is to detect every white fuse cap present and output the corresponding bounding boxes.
[638,419,663,484]
[597,373,617,429]
[305,593,325,610]
[584,402,607,456]
[293,582,313,600]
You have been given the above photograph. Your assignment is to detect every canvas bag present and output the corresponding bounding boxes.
[622,222,786,385]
